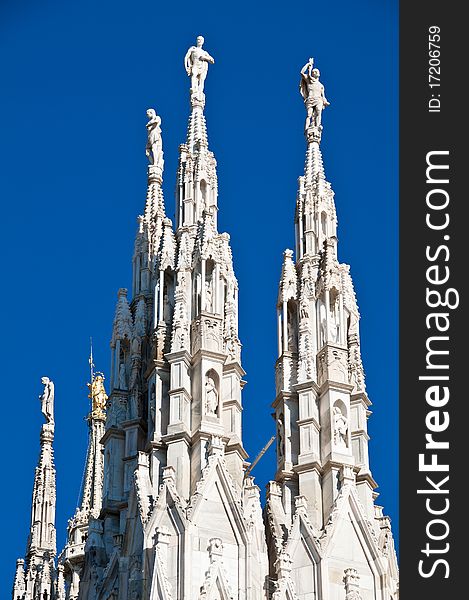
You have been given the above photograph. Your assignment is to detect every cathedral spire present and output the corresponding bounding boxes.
[60,351,107,598]
[176,36,218,229]
[295,58,335,259]
[13,378,57,600]
[273,58,375,531]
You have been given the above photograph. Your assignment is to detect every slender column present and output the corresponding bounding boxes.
[339,293,345,345]
[282,300,288,352]
[158,270,164,322]
[324,289,330,343]
[201,259,206,311]
[114,339,121,388]
[110,344,115,390]
[277,309,283,356]
[214,263,220,313]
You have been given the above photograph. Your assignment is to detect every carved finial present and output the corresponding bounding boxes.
[299,58,330,143]
[39,376,54,425]
[184,35,215,107]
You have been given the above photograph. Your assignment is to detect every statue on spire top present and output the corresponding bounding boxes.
[299,58,330,140]
[184,36,215,103]
[146,108,164,169]
[39,376,54,425]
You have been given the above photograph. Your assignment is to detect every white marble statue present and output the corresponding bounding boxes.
[204,280,213,312]
[299,58,330,131]
[184,36,214,98]
[333,406,348,448]
[146,109,163,168]
[205,376,218,415]
[39,377,54,424]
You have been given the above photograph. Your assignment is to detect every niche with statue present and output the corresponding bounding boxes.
[204,369,220,418]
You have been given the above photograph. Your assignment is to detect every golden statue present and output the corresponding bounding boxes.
[87,372,108,420]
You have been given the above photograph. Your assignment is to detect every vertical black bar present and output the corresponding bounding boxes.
[400,3,465,597]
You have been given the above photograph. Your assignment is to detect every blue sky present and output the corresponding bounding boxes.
[0,0,398,585]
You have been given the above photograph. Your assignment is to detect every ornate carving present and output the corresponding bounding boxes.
[344,568,362,600]
[317,346,348,385]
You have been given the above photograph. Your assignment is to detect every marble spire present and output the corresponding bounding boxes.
[266,58,398,600]
[13,378,57,600]
[59,355,107,599]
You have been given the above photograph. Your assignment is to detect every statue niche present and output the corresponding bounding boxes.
[332,401,348,450]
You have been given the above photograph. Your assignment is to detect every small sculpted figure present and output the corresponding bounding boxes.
[184,36,215,98]
[40,377,54,424]
[205,376,218,415]
[299,58,330,131]
[146,108,163,168]
[333,406,348,448]
[204,280,213,312]
[88,373,108,417]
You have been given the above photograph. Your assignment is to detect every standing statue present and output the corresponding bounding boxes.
[39,377,54,424]
[205,376,218,415]
[87,373,108,419]
[184,36,215,98]
[146,108,163,168]
[277,415,285,459]
[204,280,213,312]
[333,406,348,448]
[299,58,330,131]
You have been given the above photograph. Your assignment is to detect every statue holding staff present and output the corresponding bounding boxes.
[299,58,330,131]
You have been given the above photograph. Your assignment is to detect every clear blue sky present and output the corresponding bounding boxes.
[0,0,398,586]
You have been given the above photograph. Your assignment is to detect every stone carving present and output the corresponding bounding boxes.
[205,375,218,415]
[344,568,362,600]
[184,35,215,99]
[333,406,348,449]
[145,109,163,168]
[299,58,330,132]
[40,377,54,424]
[299,298,309,321]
